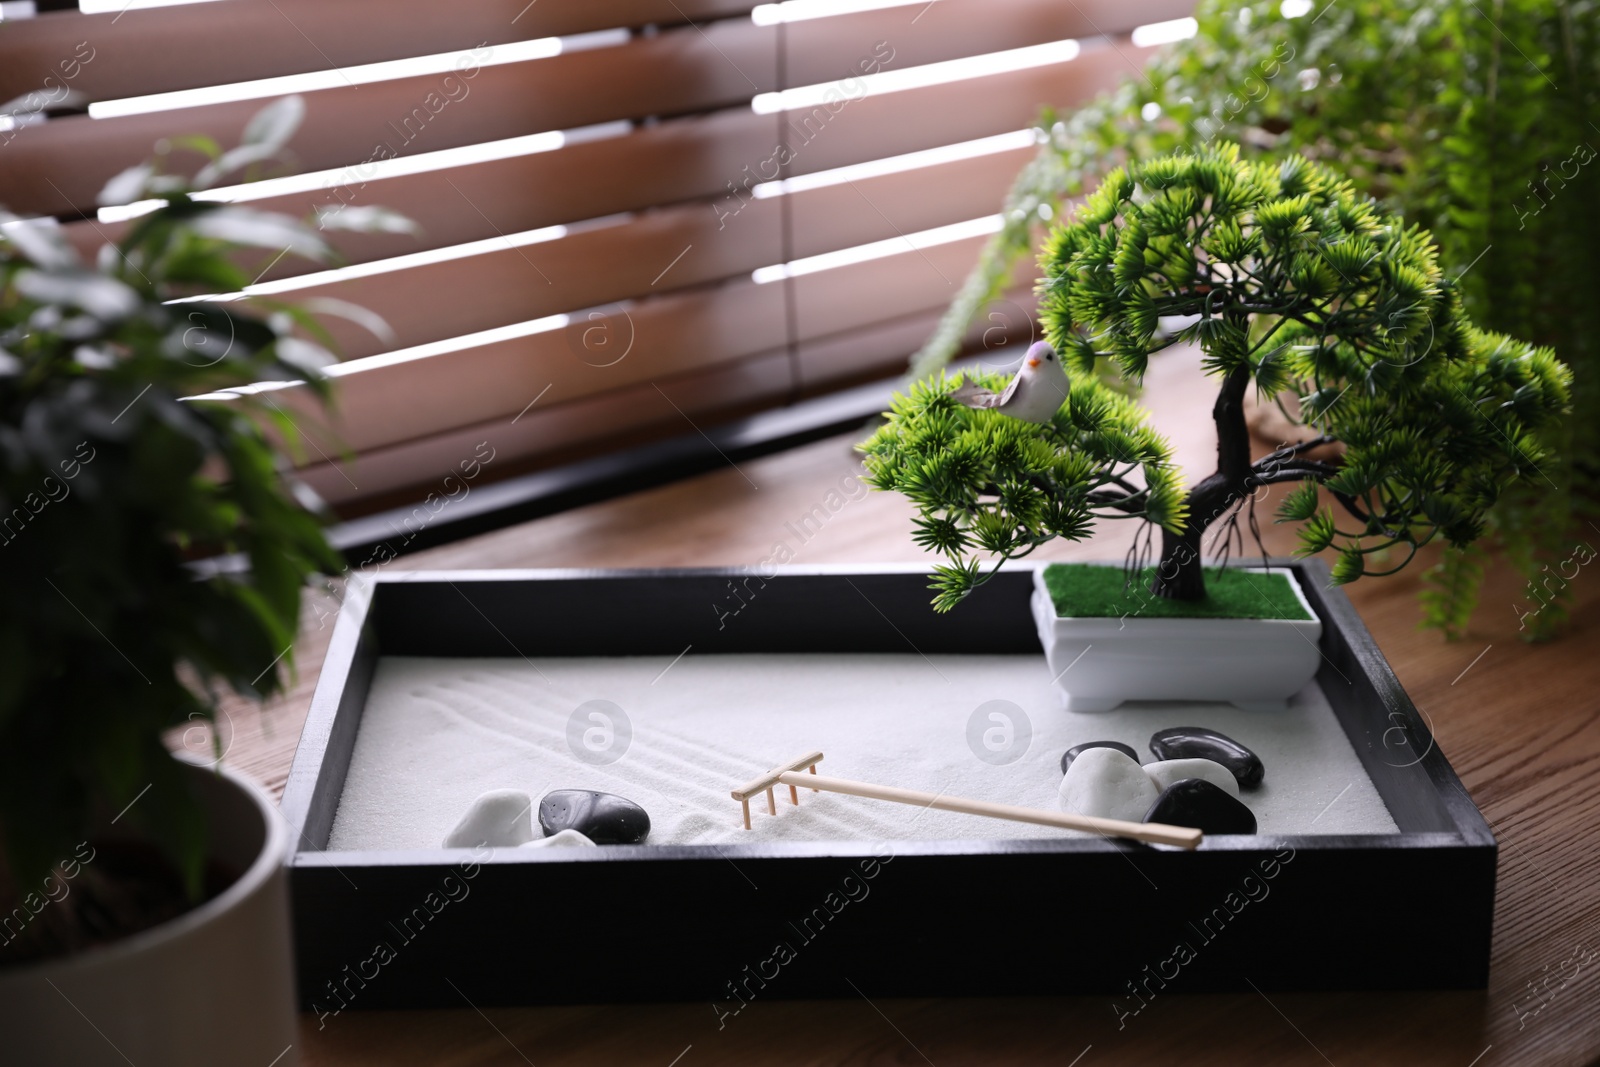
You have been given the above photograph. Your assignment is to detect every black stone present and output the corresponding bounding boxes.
[1148,727,1264,790]
[539,789,651,844]
[1144,779,1257,835]
[1059,740,1141,775]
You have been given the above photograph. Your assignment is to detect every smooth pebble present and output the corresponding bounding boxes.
[443,789,534,848]
[1149,726,1265,790]
[1060,740,1141,775]
[539,789,651,844]
[1144,778,1257,835]
[519,829,596,849]
[1058,747,1160,824]
[1143,758,1240,798]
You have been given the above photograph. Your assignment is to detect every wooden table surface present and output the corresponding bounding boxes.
[210,356,1600,1066]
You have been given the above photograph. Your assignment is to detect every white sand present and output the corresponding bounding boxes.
[325,653,1398,851]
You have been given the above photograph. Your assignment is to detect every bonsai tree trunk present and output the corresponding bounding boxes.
[1151,364,1255,601]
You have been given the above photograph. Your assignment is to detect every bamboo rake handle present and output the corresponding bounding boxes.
[773,770,1203,850]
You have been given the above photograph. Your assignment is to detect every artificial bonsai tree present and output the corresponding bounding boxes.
[912,0,1598,637]
[861,145,1571,612]
[0,98,394,962]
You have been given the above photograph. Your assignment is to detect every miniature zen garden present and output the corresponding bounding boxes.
[0,115,1567,1015]
[0,5,1588,1057]
[325,146,1568,855]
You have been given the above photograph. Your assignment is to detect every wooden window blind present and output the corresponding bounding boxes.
[0,0,1193,512]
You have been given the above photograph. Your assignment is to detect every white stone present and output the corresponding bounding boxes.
[519,829,597,849]
[442,789,534,848]
[1143,758,1241,798]
[1058,747,1160,823]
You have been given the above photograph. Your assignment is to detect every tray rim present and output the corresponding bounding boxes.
[279,558,1496,867]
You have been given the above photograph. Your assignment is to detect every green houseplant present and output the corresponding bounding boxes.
[911,0,1597,638]
[0,98,392,1065]
[865,147,1568,708]
[866,146,1569,609]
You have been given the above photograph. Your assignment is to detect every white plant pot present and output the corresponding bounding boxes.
[1031,564,1323,713]
[0,758,299,1067]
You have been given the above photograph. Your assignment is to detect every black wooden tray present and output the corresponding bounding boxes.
[279,560,1495,1012]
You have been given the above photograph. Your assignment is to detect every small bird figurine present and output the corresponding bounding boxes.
[950,341,1070,423]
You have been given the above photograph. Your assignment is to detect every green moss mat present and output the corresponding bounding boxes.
[1041,563,1313,621]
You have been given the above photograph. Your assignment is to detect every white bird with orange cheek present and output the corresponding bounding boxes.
[950,341,1071,424]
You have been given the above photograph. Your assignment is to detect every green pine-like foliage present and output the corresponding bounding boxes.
[859,372,1185,611]
[871,146,1570,612]
[1041,146,1569,583]
[908,0,1597,638]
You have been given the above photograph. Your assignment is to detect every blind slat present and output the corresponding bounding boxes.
[256,144,1029,362]
[71,108,780,284]
[0,0,760,103]
[10,0,1178,218]
[776,42,1147,176]
[0,0,1188,108]
[795,300,1006,393]
[292,296,1021,506]
[798,289,1033,395]
[787,143,1032,259]
[1,18,774,216]
[278,204,783,364]
[273,279,792,460]
[266,235,987,467]
[293,348,792,509]
[784,0,1190,85]
[61,44,1135,278]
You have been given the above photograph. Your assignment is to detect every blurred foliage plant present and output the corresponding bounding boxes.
[910,0,1596,638]
[0,97,395,955]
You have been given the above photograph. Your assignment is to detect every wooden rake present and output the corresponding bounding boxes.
[731,750,1202,850]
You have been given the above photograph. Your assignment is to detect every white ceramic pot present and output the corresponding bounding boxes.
[0,757,299,1067]
[1031,564,1323,712]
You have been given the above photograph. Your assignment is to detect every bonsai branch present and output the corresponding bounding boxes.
[1256,435,1337,464]
[1251,461,1340,484]
[1087,488,1149,514]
